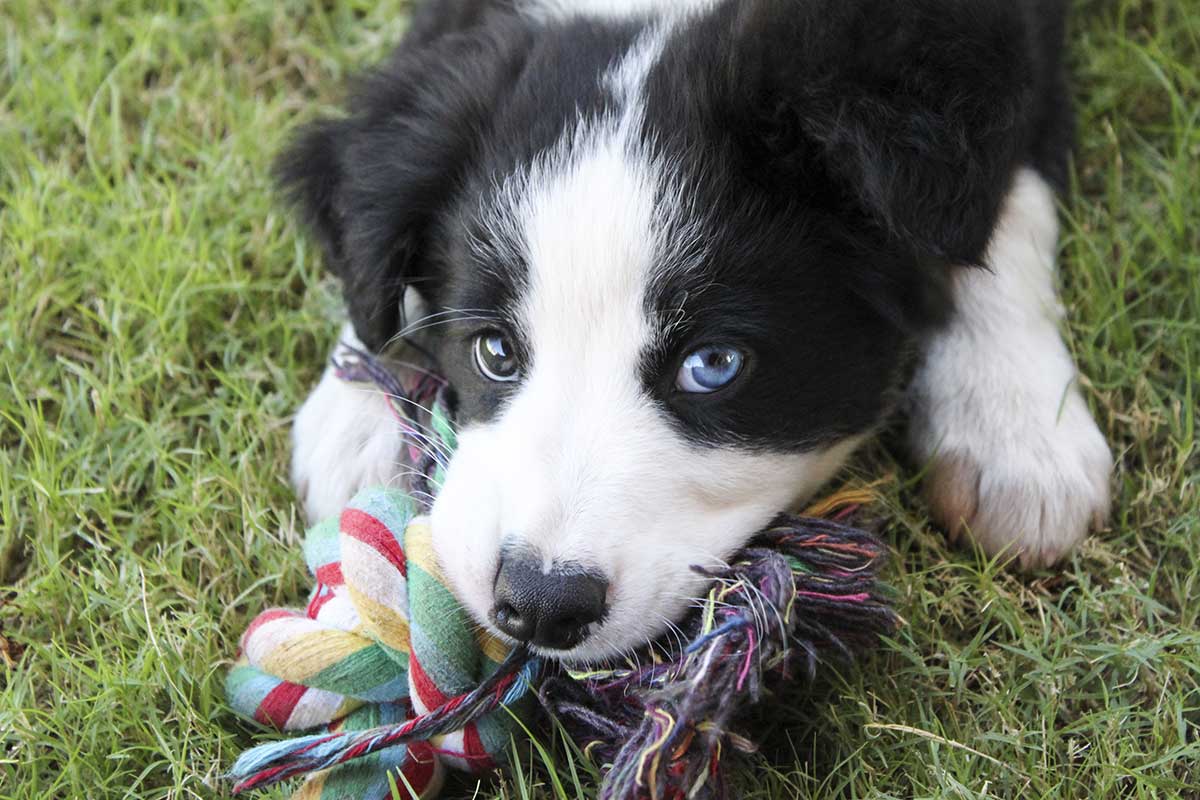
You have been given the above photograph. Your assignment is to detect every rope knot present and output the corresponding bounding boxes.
[226,487,535,799]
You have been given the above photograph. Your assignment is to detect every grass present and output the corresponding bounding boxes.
[0,0,1196,798]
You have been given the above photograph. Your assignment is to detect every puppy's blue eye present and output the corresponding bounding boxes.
[675,346,744,393]
[474,331,520,382]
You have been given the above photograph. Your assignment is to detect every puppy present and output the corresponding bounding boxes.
[284,0,1113,663]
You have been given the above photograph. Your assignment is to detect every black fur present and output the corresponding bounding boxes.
[276,6,535,352]
[277,0,1073,451]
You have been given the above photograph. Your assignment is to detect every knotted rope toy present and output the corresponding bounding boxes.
[225,345,899,799]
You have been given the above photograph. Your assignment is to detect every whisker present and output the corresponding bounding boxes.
[378,390,460,438]
[655,613,688,655]
[382,468,444,493]
[362,385,457,437]
[384,423,453,467]
[383,307,499,347]
[388,311,501,344]
[340,385,456,462]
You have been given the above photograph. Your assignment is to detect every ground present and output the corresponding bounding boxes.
[0,1,1197,798]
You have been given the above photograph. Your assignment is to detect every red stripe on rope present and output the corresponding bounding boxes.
[306,587,336,618]
[341,508,408,577]
[460,719,493,773]
[241,608,299,649]
[315,562,344,587]
[407,650,449,709]
[233,764,290,793]
[401,741,439,796]
[255,681,308,728]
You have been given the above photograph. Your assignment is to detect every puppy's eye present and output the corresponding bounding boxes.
[675,346,744,393]
[474,330,520,382]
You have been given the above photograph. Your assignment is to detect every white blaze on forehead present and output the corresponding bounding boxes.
[489,26,674,372]
[480,30,675,553]
[519,129,660,374]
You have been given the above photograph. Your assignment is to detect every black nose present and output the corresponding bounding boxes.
[490,556,608,650]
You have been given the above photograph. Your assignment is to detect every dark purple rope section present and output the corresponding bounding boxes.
[540,513,898,800]
[331,342,449,508]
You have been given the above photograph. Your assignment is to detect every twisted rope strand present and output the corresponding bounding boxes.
[230,648,537,793]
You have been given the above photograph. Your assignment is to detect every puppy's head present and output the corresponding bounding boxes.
[280,1,1030,661]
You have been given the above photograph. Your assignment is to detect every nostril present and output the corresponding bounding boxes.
[541,611,599,649]
[492,553,609,650]
[493,602,519,626]
[490,601,535,642]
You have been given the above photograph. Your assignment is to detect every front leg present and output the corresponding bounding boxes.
[908,169,1113,569]
[291,325,408,522]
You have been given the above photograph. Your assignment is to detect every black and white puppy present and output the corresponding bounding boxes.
[284,0,1113,663]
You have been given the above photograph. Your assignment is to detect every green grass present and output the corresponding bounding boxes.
[1,1,1196,798]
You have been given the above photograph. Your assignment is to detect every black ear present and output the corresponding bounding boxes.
[735,0,1035,266]
[275,17,530,352]
[275,118,350,280]
[700,0,1037,331]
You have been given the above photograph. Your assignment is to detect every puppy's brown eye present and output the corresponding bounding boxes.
[474,331,520,382]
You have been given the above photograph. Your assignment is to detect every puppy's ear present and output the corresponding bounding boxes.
[742,0,1034,263]
[710,0,1036,328]
[275,118,351,277]
[275,20,529,352]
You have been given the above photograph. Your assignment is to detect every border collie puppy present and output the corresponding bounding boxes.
[284,0,1113,662]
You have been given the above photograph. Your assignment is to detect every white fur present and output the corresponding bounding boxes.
[521,0,717,23]
[431,33,858,662]
[908,169,1113,568]
[291,324,408,522]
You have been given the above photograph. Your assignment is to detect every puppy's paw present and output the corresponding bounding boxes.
[915,386,1113,570]
[291,362,406,522]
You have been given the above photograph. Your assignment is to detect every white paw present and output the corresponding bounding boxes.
[914,384,1113,569]
[291,356,406,523]
[909,169,1114,569]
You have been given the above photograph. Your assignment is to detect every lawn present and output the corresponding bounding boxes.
[1,1,1197,798]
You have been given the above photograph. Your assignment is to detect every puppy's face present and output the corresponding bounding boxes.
[427,125,876,661]
[281,3,1026,661]
[416,39,919,659]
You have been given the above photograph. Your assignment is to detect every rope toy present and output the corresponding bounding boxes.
[225,345,899,799]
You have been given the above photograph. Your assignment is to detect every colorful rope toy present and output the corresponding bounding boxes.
[225,346,899,799]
